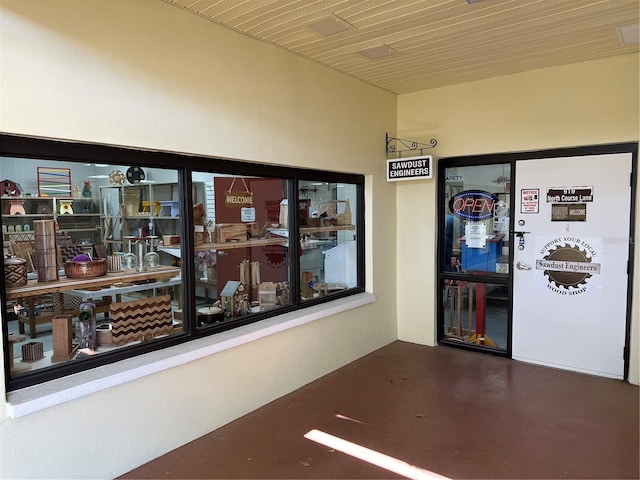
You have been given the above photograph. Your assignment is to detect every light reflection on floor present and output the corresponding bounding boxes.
[304,429,450,480]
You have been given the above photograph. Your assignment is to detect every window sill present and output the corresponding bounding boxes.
[6,292,376,418]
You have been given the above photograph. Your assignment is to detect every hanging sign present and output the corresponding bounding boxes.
[386,155,432,182]
[546,186,593,203]
[225,191,253,207]
[449,190,498,221]
[225,177,253,208]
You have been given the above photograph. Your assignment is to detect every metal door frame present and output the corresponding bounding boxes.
[436,143,637,378]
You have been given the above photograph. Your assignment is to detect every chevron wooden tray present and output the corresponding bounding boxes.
[110,295,173,345]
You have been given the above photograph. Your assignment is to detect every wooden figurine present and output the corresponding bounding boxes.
[1,179,22,196]
[59,199,74,214]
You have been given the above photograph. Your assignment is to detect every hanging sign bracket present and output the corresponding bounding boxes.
[386,133,437,158]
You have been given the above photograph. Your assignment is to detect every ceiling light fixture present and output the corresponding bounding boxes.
[359,45,396,60]
[307,14,353,37]
[616,24,639,46]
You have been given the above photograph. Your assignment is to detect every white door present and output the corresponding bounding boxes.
[512,152,633,379]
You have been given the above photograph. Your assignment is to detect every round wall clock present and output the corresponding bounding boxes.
[126,166,146,184]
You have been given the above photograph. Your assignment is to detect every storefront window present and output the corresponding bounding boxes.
[298,180,358,301]
[1,158,185,377]
[191,173,290,326]
[1,135,364,391]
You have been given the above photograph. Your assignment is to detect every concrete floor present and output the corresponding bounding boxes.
[121,341,639,479]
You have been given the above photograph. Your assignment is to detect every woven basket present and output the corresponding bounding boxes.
[5,257,27,287]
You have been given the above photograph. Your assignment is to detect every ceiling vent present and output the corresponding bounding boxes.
[616,24,639,46]
[359,45,396,60]
[307,14,353,37]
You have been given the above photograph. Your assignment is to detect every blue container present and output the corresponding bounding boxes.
[460,235,503,273]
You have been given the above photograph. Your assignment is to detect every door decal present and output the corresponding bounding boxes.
[536,235,602,296]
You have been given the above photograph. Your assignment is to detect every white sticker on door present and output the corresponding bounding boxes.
[535,235,602,296]
[520,188,539,213]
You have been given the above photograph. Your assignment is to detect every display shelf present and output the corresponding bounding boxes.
[2,195,103,246]
[269,225,356,237]
[301,225,356,233]
[1,213,54,218]
[124,215,181,220]
[56,227,102,233]
[194,237,287,252]
[100,182,203,253]
[58,213,101,216]
[3,230,37,235]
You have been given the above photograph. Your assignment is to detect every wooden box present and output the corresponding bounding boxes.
[163,235,180,246]
[216,223,248,243]
[22,341,44,361]
[194,225,205,246]
[316,199,351,225]
[52,314,76,362]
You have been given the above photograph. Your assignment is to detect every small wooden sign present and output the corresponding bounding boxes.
[225,177,253,208]
[225,191,253,208]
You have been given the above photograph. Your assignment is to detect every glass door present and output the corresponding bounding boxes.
[438,160,512,354]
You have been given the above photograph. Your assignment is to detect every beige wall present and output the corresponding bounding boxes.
[1,1,638,477]
[396,54,640,383]
[0,1,398,478]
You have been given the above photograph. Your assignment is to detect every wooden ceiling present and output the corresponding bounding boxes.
[163,0,639,94]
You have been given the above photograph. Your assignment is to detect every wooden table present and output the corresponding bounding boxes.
[7,266,181,338]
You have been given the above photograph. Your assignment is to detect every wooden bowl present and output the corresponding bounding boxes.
[64,259,108,278]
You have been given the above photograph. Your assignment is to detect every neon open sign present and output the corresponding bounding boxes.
[449,190,498,221]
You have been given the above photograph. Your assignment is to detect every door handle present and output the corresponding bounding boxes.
[516,261,532,270]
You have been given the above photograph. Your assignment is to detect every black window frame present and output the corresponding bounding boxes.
[1,133,365,391]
